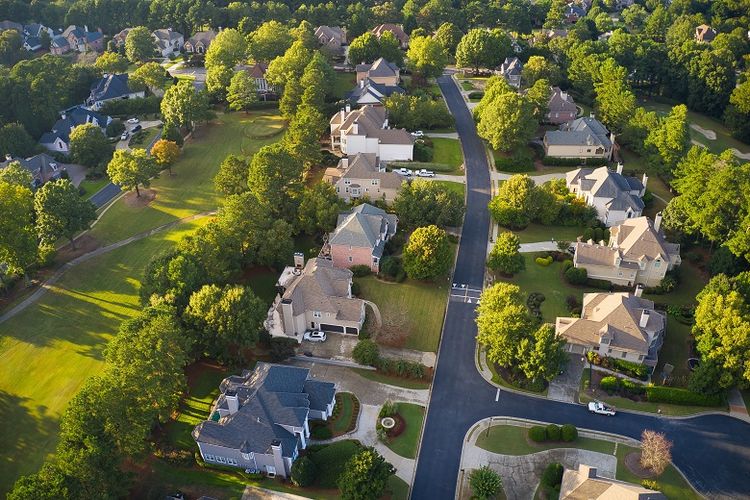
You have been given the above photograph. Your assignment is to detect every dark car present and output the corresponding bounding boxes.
[131,124,142,133]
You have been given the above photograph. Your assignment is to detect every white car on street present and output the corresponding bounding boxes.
[303,330,327,342]
[415,169,435,177]
[127,117,140,124]
[411,130,424,138]
[588,401,616,416]
[394,168,413,176]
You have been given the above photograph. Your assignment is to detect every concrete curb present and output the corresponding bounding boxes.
[291,356,375,370]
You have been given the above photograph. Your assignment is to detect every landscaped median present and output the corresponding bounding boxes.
[377,401,426,459]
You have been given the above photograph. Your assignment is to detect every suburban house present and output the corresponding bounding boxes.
[347,78,405,106]
[560,464,665,499]
[247,63,275,97]
[152,28,184,58]
[566,164,647,226]
[546,87,578,124]
[266,255,366,337]
[315,25,346,57]
[50,35,70,54]
[325,203,397,273]
[39,106,111,154]
[573,214,681,287]
[193,363,335,478]
[371,23,409,48]
[564,3,587,23]
[544,116,615,160]
[184,30,216,54]
[22,23,53,51]
[86,73,145,111]
[324,153,403,203]
[498,57,523,88]
[355,57,400,86]
[112,27,131,47]
[555,289,666,369]
[695,24,717,43]
[0,153,64,188]
[330,104,414,161]
[62,25,104,52]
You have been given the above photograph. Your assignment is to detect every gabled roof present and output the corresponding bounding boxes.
[327,153,404,191]
[1,153,61,183]
[371,23,409,45]
[331,203,397,259]
[561,464,665,499]
[85,31,102,43]
[51,35,69,49]
[546,117,612,149]
[186,30,216,46]
[609,216,679,262]
[315,25,345,44]
[42,106,109,144]
[567,166,644,212]
[247,62,268,78]
[499,57,522,76]
[89,74,133,102]
[0,20,22,32]
[356,57,399,78]
[347,78,405,103]
[548,87,577,113]
[331,105,414,145]
[153,28,183,42]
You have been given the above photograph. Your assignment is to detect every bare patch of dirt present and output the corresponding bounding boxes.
[624,451,657,479]
[123,188,156,208]
[55,234,102,264]
[376,308,410,347]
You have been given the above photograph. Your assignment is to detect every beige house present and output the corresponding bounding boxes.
[324,203,398,272]
[555,290,666,368]
[695,24,717,43]
[355,57,400,86]
[266,256,365,338]
[371,23,409,48]
[315,25,346,57]
[324,153,403,203]
[561,464,665,499]
[544,116,614,160]
[330,105,414,161]
[574,214,681,287]
[185,30,216,54]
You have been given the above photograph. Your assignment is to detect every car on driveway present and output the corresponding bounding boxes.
[588,401,616,416]
[131,124,142,133]
[120,131,129,141]
[411,130,424,138]
[394,167,413,176]
[415,169,435,177]
[127,117,140,124]
[303,330,327,342]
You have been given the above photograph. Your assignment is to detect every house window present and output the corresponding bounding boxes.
[205,454,215,462]
[371,179,378,185]
[638,355,644,361]
[313,311,322,318]
[654,261,661,268]
[348,256,353,262]
[217,456,227,464]
[227,458,238,466]
[621,351,627,358]
[608,348,613,354]
[344,179,351,185]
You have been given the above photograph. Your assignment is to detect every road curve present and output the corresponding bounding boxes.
[411,75,750,500]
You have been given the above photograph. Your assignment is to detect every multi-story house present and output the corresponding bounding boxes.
[326,203,398,273]
[324,153,404,203]
[330,105,414,162]
[566,164,647,226]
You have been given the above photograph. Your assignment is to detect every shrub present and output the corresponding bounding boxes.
[269,337,298,361]
[600,376,620,394]
[106,119,125,138]
[545,424,561,441]
[526,292,546,319]
[469,465,503,499]
[535,256,553,266]
[564,266,588,285]
[495,153,534,173]
[587,278,614,290]
[641,479,660,491]
[352,339,380,366]
[528,425,547,442]
[611,358,649,381]
[414,141,434,162]
[291,456,317,487]
[380,400,397,418]
[468,91,484,100]
[565,294,581,314]
[645,386,724,407]
[350,265,372,277]
[561,424,577,442]
[541,156,607,167]
[541,462,564,488]
[310,425,332,440]
[621,379,646,395]
[561,259,574,272]
[351,281,361,296]
[162,122,184,146]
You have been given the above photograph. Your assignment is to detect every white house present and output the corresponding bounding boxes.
[330,104,413,162]
[39,106,112,154]
[152,28,184,58]
[566,164,646,226]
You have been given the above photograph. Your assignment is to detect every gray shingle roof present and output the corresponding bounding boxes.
[567,166,645,212]
[89,74,133,102]
[545,117,612,148]
[331,203,397,259]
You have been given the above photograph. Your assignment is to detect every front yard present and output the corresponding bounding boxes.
[502,224,587,244]
[381,402,425,459]
[430,137,463,173]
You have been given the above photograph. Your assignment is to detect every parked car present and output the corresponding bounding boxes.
[126,117,140,124]
[120,131,129,141]
[394,168,413,176]
[411,130,424,138]
[416,169,435,177]
[567,244,576,254]
[588,401,616,416]
[303,330,327,342]
[131,124,142,132]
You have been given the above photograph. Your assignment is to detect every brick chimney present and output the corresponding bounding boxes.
[640,309,650,328]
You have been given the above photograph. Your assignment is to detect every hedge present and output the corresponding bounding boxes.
[350,265,372,277]
[600,376,620,393]
[564,267,588,285]
[645,386,723,407]
[528,425,547,442]
[611,358,649,381]
[495,155,535,173]
[545,424,561,441]
[541,156,608,167]
[561,424,577,442]
[541,462,564,488]
[535,256,553,266]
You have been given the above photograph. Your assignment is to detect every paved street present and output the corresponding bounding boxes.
[411,75,750,500]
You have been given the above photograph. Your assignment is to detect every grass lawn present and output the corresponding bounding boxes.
[329,392,359,435]
[653,321,693,387]
[128,126,160,148]
[643,260,707,307]
[355,275,450,352]
[504,224,587,244]
[460,80,476,91]
[78,177,110,199]
[351,368,431,390]
[433,180,465,201]
[388,475,410,500]
[430,138,463,171]
[615,444,701,500]
[90,111,285,244]
[0,218,207,494]
[332,71,356,100]
[384,403,425,459]
[475,425,615,456]
[309,440,362,489]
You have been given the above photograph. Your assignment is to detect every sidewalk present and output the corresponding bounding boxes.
[728,388,750,422]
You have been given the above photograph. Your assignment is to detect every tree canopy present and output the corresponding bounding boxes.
[34,179,96,248]
[402,224,453,280]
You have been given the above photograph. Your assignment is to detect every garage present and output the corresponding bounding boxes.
[345,326,359,335]
[319,324,344,333]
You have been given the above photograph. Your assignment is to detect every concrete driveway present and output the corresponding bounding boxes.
[298,333,436,368]
[547,354,585,403]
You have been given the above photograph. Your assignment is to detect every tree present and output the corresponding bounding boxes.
[161,80,210,130]
[393,179,464,228]
[640,430,672,476]
[644,104,690,171]
[0,122,36,158]
[594,58,636,133]
[205,28,247,99]
[338,447,395,500]
[434,22,462,56]
[130,61,171,93]
[205,64,234,101]
[248,20,293,62]
[402,225,453,280]
[125,26,156,63]
[0,28,24,66]
[476,283,535,366]
[0,160,33,187]
[284,103,325,165]
[455,29,510,73]
[34,179,96,248]
[487,232,524,275]
[290,456,317,487]
[526,79,551,121]
[8,463,72,500]
[488,174,537,228]
[378,30,404,67]
[226,71,258,112]
[140,250,205,308]
[150,139,180,174]
[522,56,561,86]
[68,123,112,168]
[94,51,128,74]
[247,143,303,219]
[106,148,159,197]
[265,40,312,88]
[184,284,266,362]
[214,154,249,196]
[517,324,567,382]
[476,90,537,153]
[279,76,303,120]
[353,338,380,366]
[255,219,294,268]
[291,20,317,49]
[544,0,566,29]
[406,35,447,83]
[347,31,381,64]
[469,465,502,500]
[297,182,341,235]
[0,180,37,281]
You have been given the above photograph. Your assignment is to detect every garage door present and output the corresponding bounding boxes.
[345,327,359,335]
[320,323,344,333]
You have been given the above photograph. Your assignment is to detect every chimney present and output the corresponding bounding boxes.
[280,298,296,336]
[293,252,305,269]
[360,78,365,88]
[225,390,239,414]
[616,162,623,175]
[271,440,287,478]
[589,112,595,119]
[654,212,663,232]
[640,309,650,328]
[560,90,567,100]
[5,154,12,161]
[340,108,345,121]
[345,103,351,113]
[634,284,644,297]
[580,465,598,479]
[642,172,648,190]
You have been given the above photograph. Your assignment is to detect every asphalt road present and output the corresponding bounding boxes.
[89,182,121,208]
[411,75,750,499]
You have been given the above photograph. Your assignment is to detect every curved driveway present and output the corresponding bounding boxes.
[411,75,750,499]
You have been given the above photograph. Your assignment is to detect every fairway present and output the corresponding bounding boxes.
[91,111,285,244]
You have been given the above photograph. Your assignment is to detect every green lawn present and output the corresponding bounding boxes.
[309,440,362,489]
[0,218,208,495]
[332,71,356,100]
[475,425,615,456]
[503,224,587,244]
[384,403,425,459]
[653,321,693,387]
[329,392,359,435]
[430,138,463,172]
[128,126,160,149]
[78,177,110,199]
[90,111,285,244]
[643,260,707,307]
[433,180,465,201]
[355,275,450,352]
[460,80,476,91]
[388,476,410,500]
[351,368,431,390]
[615,445,701,500]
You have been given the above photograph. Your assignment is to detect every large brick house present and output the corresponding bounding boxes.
[326,203,398,272]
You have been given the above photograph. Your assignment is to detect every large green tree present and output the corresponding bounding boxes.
[347,31,381,65]
[0,160,33,187]
[517,324,567,382]
[247,143,303,219]
[94,51,128,74]
[455,29,511,73]
[226,70,258,112]
[214,154,249,196]
[248,20,293,62]
[594,58,637,133]
[402,224,453,280]
[393,179,465,228]
[338,447,395,500]
[297,182,342,235]
[160,80,210,130]
[644,104,690,171]
[0,122,36,158]
[476,88,537,153]
[125,26,156,63]
[106,148,159,197]
[130,61,172,93]
[0,180,37,280]
[487,232,524,275]
[34,179,96,249]
[406,35,447,83]
[205,28,247,99]
[68,123,112,168]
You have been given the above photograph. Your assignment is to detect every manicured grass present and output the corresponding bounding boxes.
[475,425,615,456]
[128,126,160,148]
[309,440,362,489]
[388,475,410,500]
[78,177,110,199]
[653,321,693,387]
[332,71,356,100]
[643,260,707,307]
[433,180,465,201]
[0,218,208,494]
[90,111,285,244]
[355,275,450,352]
[615,444,702,500]
[504,224,587,244]
[384,403,425,459]
[461,80,476,91]
[352,368,431,390]
[329,392,359,435]
[430,137,463,171]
